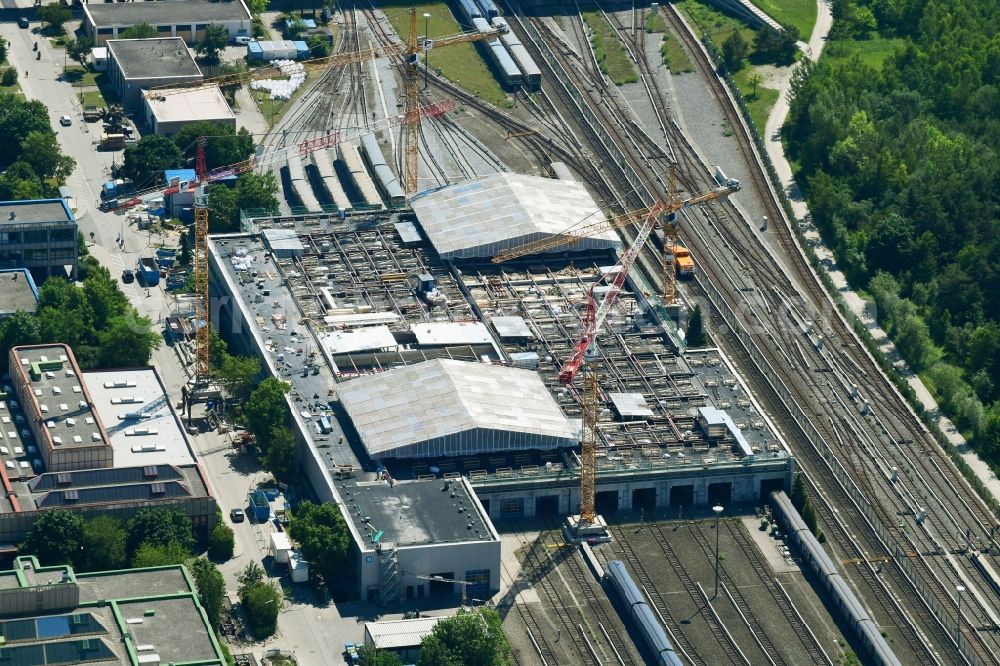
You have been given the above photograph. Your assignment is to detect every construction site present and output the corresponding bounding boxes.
[120,2,1000,664]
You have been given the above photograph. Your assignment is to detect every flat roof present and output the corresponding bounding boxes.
[106,38,202,81]
[341,478,492,548]
[11,345,109,453]
[411,321,493,346]
[322,326,398,355]
[0,558,224,666]
[409,173,620,259]
[0,269,39,316]
[86,0,251,27]
[145,85,234,124]
[0,199,73,226]
[609,392,655,418]
[82,368,195,468]
[366,616,445,649]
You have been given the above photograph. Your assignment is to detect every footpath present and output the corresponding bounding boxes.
[760,0,1000,502]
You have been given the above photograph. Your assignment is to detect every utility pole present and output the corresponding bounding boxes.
[713,505,724,598]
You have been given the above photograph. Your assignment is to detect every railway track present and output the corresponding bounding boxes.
[722,520,835,664]
[612,525,703,665]
[686,521,790,666]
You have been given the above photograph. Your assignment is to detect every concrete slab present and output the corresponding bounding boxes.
[740,516,800,574]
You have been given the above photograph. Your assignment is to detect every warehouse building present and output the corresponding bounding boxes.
[0,556,226,665]
[409,173,620,259]
[143,85,235,136]
[0,199,77,281]
[83,0,253,46]
[106,38,204,111]
[338,358,579,460]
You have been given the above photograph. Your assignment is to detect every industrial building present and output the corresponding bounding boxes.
[0,556,226,665]
[143,85,235,136]
[83,0,253,46]
[0,199,78,280]
[208,196,793,599]
[0,345,216,545]
[337,359,579,460]
[0,269,38,318]
[408,173,620,259]
[105,38,204,111]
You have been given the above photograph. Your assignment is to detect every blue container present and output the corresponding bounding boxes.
[248,490,270,522]
[294,40,309,60]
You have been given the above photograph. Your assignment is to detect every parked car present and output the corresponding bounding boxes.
[230,507,246,523]
[59,115,72,126]
[18,17,29,29]
[121,269,134,284]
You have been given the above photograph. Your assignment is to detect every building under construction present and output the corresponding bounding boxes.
[208,174,793,602]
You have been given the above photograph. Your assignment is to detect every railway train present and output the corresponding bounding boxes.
[605,560,683,666]
[337,142,383,209]
[770,491,902,666]
[473,0,499,21]
[358,133,406,209]
[493,17,542,90]
[454,0,482,25]
[472,17,523,87]
[285,155,320,212]
[312,149,352,213]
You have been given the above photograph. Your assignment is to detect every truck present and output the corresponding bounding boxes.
[101,179,133,200]
[83,105,103,122]
[99,132,125,151]
[672,245,695,277]
[136,257,160,287]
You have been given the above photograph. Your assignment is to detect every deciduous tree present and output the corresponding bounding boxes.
[126,508,195,558]
[417,608,511,666]
[20,510,85,568]
[37,3,72,32]
[196,25,230,62]
[288,501,350,586]
[244,377,291,441]
[190,558,226,629]
[120,23,158,39]
[81,516,128,571]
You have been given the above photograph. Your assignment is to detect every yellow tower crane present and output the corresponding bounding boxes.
[147,9,504,195]
[492,173,741,304]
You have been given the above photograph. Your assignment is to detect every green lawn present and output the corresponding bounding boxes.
[63,65,99,86]
[732,66,779,132]
[822,37,905,70]
[78,90,105,108]
[661,33,694,73]
[94,73,121,105]
[752,0,816,37]
[582,11,639,85]
[676,0,756,47]
[380,1,510,108]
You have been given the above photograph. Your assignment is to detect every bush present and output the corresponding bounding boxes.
[209,523,235,560]
[2,68,17,86]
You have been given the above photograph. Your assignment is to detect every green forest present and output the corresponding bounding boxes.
[785,0,1000,464]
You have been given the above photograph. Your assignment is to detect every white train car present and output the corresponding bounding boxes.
[312,148,352,213]
[495,17,541,90]
[337,142,383,209]
[286,154,320,212]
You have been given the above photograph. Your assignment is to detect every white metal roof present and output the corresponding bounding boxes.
[411,321,492,346]
[491,315,534,339]
[609,392,654,418]
[410,173,620,259]
[365,616,445,650]
[262,228,304,256]
[337,359,578,459]
[82,368,195,468]
[322,326,397,355]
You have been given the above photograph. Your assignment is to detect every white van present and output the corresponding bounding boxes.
[235,35,252,45]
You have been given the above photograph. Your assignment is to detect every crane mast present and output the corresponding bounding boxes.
[579,369,598,526]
